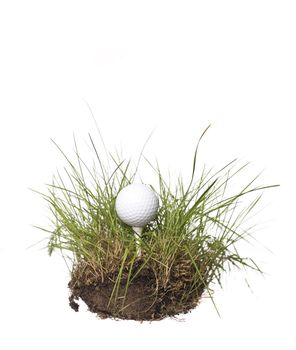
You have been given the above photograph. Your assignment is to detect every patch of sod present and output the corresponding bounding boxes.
[34,127,278,320]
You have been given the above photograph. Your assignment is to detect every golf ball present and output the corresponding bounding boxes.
[115,184,159,227]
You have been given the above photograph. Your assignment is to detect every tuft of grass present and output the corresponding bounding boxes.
[34,127,279,315]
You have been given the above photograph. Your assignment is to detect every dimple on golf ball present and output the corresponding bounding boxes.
[115,184,159,227]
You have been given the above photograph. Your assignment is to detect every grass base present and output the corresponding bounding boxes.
[68,260,205,321]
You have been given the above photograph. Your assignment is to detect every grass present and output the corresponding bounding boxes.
[34,126,279,317]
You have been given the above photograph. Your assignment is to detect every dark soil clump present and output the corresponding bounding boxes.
[68,260,205,321]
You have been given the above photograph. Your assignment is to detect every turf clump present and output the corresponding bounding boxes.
[36,127,277,320]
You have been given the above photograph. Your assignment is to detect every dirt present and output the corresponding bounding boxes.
[68,260,205,321]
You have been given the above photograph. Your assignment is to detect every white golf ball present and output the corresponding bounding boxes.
[115,184,159,227]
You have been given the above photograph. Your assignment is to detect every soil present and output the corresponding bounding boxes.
[68,259,205,321]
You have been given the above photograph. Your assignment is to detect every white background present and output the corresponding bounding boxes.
[0,1,295,349]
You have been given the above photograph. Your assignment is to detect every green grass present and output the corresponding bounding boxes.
[34,126,278,315]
